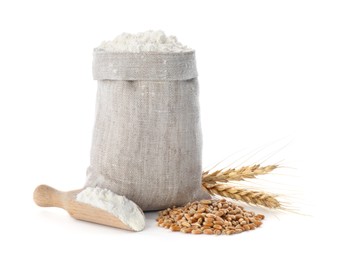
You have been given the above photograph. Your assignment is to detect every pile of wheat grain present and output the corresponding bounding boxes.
[157,199,264,235]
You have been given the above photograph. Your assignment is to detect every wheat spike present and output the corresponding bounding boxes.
[203,183,281,209]
[202,164,278,183]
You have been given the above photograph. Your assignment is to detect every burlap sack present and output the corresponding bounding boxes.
[85,50,207,210]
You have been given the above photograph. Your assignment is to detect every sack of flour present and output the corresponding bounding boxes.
[85,31,208,210]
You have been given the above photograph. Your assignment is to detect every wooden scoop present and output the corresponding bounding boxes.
[33,185,138,231]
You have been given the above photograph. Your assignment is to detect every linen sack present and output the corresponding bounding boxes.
[85,51,207,210]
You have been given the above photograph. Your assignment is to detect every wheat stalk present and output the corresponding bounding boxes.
[202,164,278,183]
[203,182,281,209]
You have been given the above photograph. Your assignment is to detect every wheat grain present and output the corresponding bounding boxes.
[157,199,264,235]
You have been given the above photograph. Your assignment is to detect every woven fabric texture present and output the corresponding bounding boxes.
[85,51,208,210]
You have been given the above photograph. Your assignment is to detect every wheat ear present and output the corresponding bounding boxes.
[203,183,281,209]
[202,164,278,183]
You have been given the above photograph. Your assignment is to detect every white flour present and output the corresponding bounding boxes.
[97,30,191,53]
[76,187,145,231]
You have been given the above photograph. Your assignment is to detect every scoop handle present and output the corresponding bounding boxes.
[33,184,64,208]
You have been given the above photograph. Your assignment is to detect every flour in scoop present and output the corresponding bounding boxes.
[76,187,145,231]
[96,30,192,53]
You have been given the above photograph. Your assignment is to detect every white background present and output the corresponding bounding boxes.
[0,0,345,259]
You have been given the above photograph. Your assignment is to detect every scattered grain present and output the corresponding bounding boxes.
[157,199,264,235]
